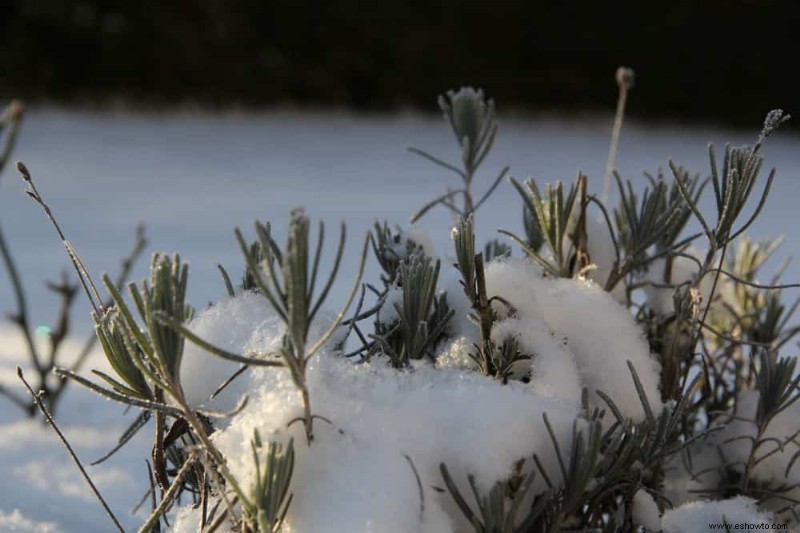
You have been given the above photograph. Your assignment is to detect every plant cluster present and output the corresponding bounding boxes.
[4,69,799,532]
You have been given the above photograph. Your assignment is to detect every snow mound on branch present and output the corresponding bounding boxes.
[561,216,625,303]
[482,258,661,420]
[217,357,579,532]
[632,489,661,531]
[171,291,582,532]
[403,226,437,258]
[660,497,773,532]
[716,389,800,486]
[585,215,627,304]
[491,318,582,402]
[435,336,478,371]
[179,291,283,411]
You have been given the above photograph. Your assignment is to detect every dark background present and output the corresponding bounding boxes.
[1,0,797,126]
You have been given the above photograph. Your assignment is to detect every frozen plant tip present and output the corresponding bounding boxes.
[242,432,295,532]
[601,66,635,202]
[439,87,496,180]
[371,253,452,367]
[95,253,193,398]
[235,209,368,443]
[410,87,508,222]
[505,174,588,278]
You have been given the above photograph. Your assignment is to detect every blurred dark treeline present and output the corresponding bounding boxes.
[0,0,797,126]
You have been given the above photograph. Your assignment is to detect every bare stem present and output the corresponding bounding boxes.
[137,451,198,533]
[17,366,125,533]
[602,67,635,204]
[0,224,43,377]
[16,161,104,315]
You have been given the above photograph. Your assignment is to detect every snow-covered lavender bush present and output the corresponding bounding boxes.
[12,71,799,532]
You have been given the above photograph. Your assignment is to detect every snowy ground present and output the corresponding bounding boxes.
[1,109,799,531]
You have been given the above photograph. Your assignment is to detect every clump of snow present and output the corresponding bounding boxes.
[632,489,661,531]
[482,258,661,420]
[585,216,627,304]
[716,389,800,486]
[281,437,454,533]
[660,497,774,533]
[561,216,625,303]
[491,319,582,402]
[404,226,437,259]
[436,265,475,339]
[179,291,346,415]
[377,282,404,325]
[661,439,724,508]
[384,226,437,265]
[169,506,202,533]
[179,291,283,411]
[172,292,583,532]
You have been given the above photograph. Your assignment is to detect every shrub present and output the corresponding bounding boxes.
[9,70,799,532]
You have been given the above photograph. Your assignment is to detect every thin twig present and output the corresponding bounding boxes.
[602,67,634,203]
[54,367,185,417]
[137,450,199,533]
[404,454,425,520]
[0,224,43,376]
[706,267,800,291]
[17,366,125,533]
[407,147,466,178]
[17,162,104,315]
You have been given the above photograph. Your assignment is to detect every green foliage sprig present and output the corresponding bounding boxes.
[234,210,368,443]
[371,254,452,367]
[244,432,295,533]
[452,216,529,381]
[410,87,508,223]
[503,174,588,279]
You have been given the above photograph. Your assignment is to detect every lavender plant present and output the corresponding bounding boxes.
[10,70,799,532]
